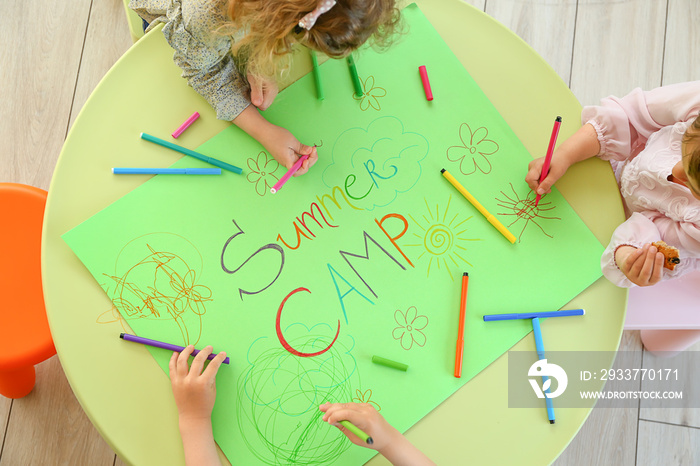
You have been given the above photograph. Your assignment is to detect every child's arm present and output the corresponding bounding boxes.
[319,402,436,466]
[233,105,319,176]
[601,212,673,287]
[525,123,600,196]
[169,345,227,466]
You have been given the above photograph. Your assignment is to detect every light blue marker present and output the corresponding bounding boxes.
[483,309,584,322]
[140,132,242,174]
[112,168,221,175]
[532,317,555,424]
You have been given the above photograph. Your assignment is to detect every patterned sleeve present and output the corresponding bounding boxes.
[129,0,251,121]
[581,81,700,162]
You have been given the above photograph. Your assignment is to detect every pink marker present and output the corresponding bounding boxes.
[419,65,433,101]
[535,116,562,207]
[172,112,200,138]
[271,154,310,194]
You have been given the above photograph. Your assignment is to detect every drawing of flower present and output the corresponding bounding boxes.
[446,123,500,175]
[352,389,381,411]
[168,269,213,316]
[353,76,386,111]
[246,151,280,196]
[392,306,428,350]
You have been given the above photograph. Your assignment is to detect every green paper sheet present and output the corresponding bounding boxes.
[63,4,603,465]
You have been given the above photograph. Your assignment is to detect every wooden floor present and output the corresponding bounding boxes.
[1,0,698,464]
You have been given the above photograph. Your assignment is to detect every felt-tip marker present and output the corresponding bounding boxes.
[112,167,221,175]
[119,333,230,364]
[339,420,374,445]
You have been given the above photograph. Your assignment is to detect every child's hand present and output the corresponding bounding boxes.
[319,402,400,451]
[615,244,665,286]
[232,107,318,177]
[169,345,227,423]
[259,125,318,176]
[525,152,571,196]
[319,402,435,466]
[247,73,279,111]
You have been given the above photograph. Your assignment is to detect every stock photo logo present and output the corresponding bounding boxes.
[528,359,568,399]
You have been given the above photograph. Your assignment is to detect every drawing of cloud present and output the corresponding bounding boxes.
[322,116,429,210]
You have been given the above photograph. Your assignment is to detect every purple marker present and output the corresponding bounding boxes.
[120,333,230,364]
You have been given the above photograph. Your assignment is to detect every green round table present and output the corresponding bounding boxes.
[43,0,627,464]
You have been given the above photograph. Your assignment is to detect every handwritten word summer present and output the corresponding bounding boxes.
[220,211,414,358]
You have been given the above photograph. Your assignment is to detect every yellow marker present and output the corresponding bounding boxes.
[441,169,516,244]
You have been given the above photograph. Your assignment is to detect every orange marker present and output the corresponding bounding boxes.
[454,272,469,378]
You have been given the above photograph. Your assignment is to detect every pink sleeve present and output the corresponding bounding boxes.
[601,212,699,287]
[601,213,659,287]
[581,81,700,161]
[652,214,700,256]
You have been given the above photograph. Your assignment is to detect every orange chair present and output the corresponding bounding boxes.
[0,183,56,398]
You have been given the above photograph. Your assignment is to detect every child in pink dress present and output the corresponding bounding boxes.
[526,80,700,288]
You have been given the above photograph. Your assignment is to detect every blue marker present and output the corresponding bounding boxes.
[532,317,555,424]
[140,132,243,174]
[112,168,221,175]
[483,309,584,322]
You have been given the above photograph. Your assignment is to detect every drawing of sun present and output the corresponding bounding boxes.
[405,196,480,280]
[495,183,561,242]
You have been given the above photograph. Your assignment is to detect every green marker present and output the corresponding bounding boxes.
[310,50,324,100]
[371,355,408,371]
[346,54,363,97]
[339,420,374,445]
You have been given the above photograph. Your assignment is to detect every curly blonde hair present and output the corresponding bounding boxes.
[222,0,401,80]
[683,114,700,183]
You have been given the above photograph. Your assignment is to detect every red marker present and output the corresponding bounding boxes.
[454,272,469,378]
[419,65,433,101]
[535,116,562,207]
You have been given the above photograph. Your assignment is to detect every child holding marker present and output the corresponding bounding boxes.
[526,81,700,288]
[169,346,433,465]
[129,0,400,175]
[319,402,436,465]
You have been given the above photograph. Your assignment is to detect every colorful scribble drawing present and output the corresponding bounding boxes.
[237,327,358,465]
[392,306,428,350]
[96,301,128,330]
[495,183,561,242]
[95,280,128,329]
[247,151,281,196]
[353,76,386,111]
[405,196,480,279]
[446,123,500,175]
[352,388,381,411]
[105,233,212,346]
